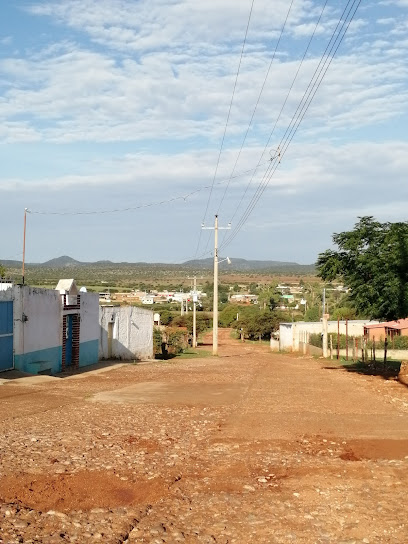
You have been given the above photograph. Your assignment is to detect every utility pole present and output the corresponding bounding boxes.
[322,287,326,319]
[202,215,231,356]
[188,275,202,348]
[192,277,197,348]
[22,208,29,285]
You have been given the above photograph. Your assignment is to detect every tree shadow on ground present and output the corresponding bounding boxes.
[323,360,401,380]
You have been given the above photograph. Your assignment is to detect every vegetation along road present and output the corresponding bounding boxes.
[1,329,408,543]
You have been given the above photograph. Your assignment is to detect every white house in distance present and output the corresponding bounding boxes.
[278,319,380,352]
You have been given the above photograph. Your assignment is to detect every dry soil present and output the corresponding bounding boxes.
[1,329,408,543]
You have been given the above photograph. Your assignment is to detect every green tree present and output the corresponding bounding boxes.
[258,285,280,310]
[331,306,357,320]
[304,306,320,322]
[235,310,280,340]
[317,216,408,321]
[0,263,6,278]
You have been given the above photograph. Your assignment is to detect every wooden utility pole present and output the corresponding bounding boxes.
[188,276,199,348]
[202,215,231,355]
[22,208,29,285]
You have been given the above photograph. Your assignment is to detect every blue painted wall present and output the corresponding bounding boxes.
[79,339,99,368]
[14,345,62,374]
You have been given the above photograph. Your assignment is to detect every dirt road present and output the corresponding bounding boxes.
[1,329,408,543]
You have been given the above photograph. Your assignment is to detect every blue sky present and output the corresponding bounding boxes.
[1,0,408,265]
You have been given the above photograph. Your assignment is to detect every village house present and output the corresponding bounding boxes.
[0,280,99,374]
[364,318,408,341]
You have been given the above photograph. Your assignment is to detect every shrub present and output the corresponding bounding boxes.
[153,327,163,355]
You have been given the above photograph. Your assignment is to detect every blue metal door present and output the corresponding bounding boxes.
[0,301,13,371]
[65,315,73,366]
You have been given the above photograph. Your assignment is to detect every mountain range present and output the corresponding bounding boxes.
[1,255,315,273]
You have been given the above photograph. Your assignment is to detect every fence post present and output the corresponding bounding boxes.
[337,318,340,360]
[330,334,333,360]
[345,319,349,361]
[373,339,376,363]
[384,337,388,370]
[323,314,329,358]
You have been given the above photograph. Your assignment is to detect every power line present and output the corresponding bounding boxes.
[27,161,269,216]
[216,0,296,216]
[220,0,362,251]
[224,0,329,233]
[195,0,256,257]
[222,0,361,250]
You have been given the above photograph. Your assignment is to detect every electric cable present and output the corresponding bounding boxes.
[224,0,329,236]
[27,161,269,216]
[220,0,362,251]
[215,0,296,216]
[194,0,255,257]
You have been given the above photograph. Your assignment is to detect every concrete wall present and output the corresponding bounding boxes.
[279,320,380,352]
[13,286,62,374]
[99,306,153,360]
[79,292,99,367]
[0,286,100,374]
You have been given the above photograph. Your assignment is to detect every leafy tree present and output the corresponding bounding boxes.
[159,310,173,325]
[331,306,357,320]
[317,217,408,321]
[304,306,320,322]
[248,282,259,295]
[234,310,280,340]
[0,263,5,278]
[172,313,212,335]
[258,285,280,310]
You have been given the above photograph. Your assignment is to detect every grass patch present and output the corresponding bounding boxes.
[177,349,213,359]
[155,349,213,361]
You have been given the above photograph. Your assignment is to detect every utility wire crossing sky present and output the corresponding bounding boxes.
[1,0,408,264]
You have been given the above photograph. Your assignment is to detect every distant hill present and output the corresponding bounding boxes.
[182,257,314,272]
[41,255,83,267]
[0,255,315,274]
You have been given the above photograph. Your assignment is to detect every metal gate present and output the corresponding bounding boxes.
[0,301,13,371]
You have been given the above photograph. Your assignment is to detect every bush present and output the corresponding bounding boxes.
[153,327,163,355]
[367,335,408,350]
[233,309,280,341]
[167,328,188,354]
[310,333,359,349]
[171,313,212,336]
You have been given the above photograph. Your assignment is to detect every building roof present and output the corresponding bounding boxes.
[55,279,78,295]
[364,318,408,330]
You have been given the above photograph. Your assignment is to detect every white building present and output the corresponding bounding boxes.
[99,306,153,361]
[278,319,380,352]
[0,282,99,374]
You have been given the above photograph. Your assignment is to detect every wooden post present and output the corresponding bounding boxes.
[384,337,388,369]
[330,334,333,359]
[345,319,349,361]
[22,207,28,285]
[337,317,340,360]
[322,314,329,358]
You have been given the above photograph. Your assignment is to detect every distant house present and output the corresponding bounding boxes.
[279,319,379,352]
[364,318,408,341]
[229,294,258,304]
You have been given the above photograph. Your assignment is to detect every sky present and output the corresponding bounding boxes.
[1,0,408,265]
